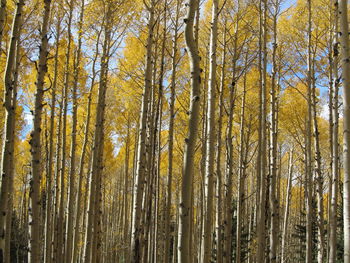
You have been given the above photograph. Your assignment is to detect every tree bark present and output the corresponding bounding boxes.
[131,1,156,261]
[72,24,101,263]
[0,0,23,261]
[257,0,268,260]
[84,5,111,261]
[281,149,293,263]
[178,0,201,260]
[216,23,226,263]
[305,1,314,263]
[328,2,339,262]
[202,0,218,261]
[269,3,279,261]
[29,0,51,262]
[65,0,84,261]
[44,17,61,263]
[339,0,350,262]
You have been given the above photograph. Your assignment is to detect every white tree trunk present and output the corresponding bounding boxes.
[131,1,155,261]
[29,0,51,262]
[339,0,350,262]
[202,0,218,261]
[178,0,201,260]
[328,2,339,262]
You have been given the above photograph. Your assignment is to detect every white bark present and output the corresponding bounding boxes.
[339,0,350,262]
[178,0,201,260]
[202,0,218,261]
[29,0,51,262]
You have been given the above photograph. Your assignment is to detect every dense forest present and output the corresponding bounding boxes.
[0,0,350,262]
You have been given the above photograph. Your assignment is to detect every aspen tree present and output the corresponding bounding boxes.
[306,1,314,262]
[339,0,350,261]
[281,149,294,263]
[257,0,268,259]
[236,56,247,263]
[57,2,74,261]
[328,1,339,262]
[84,3,112,261]
[165,0,181,261]
[0,0,24,261]
[123,117,131,261]
[53,96,63,262]
[29,0,52,262]
[223,5,240,261]
[65,1,84,261]
[131,1,156,261]
[312,58,325,263]
[72,27,101,263]
[4,29,20,263]
[202,0,218,260]
[269,1,280,262]
[178,0,201,260]
[216,21,227,263]
[152,3,166,261]
[44,17,61,263]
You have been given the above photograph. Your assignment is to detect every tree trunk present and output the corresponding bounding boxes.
[165,0,180,261]
[306,2,314,262]
[328,2,339,262]
[84,5,111,261]
[216,23,226,263]
[178,0,201,260]
[339,0,350,262]
[44,17,60,263]
[269,3,279,262]
[29,0,51,262]
[281,149,294,263]
[236,63,247,263]
[57,2,73,261]
[65,0,83,261]
[72,25,101,263]
[202,0,218,261]
[131,1,155,261]
[0,0,23,261]
[311,58,325,263]
[4,33,20,263]
[257,0,268,260]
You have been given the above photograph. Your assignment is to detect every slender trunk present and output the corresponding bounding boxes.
[202,0,218,261]
[123,120,131,261]
[224,7,239,261]
[257,0,268,260]
[65,1,84,262]
[57,3,74,261]
[29,1,51,262]
[236,66,247,263]
[178,0,201,260]
[84,7,111,261]
[311,59,325,263]
[72,25,100,263]
[269,4,279,262]
[329,2,339,262]
[281,149,294,263]
[4,35,20,263]
[216,23,226,263]
[339,0,350,262]
[306,1,313,262]
[53,97,63,263]
[44,18,61,263]
[0,0,23,260]
[165,1,180,261]
[131,2,155,261]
